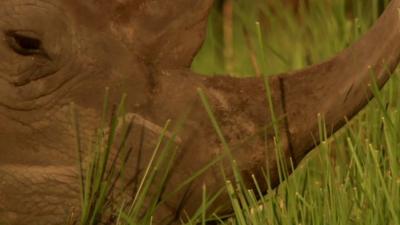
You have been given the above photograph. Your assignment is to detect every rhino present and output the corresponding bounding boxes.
[1,0,400,224]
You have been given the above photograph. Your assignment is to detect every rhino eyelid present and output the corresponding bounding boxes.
[5,30,47,57]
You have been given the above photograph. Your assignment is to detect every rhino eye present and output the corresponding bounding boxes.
[5,31,45,56]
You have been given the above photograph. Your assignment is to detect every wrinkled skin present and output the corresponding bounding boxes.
[1,0,400,225]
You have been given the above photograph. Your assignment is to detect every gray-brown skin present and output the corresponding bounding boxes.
[0,0,399,224]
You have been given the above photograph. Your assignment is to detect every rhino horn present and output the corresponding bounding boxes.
[157,0,400,196]
[264,0,400,165]
[153,2,400,220]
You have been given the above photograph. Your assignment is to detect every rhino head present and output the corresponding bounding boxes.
[1,0,400,224]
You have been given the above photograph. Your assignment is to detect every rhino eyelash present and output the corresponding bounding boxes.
[5,31,46,57]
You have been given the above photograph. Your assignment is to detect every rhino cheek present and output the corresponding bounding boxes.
[0,165,80,225]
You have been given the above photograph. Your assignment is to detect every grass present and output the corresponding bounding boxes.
[75,0,400,224]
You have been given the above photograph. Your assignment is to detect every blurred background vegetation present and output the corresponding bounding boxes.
[193,0,389,75]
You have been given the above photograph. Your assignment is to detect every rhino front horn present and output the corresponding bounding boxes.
[156,0,400,222]
[275,0,400,165]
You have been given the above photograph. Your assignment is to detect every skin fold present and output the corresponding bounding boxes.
[0,0,399,224]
